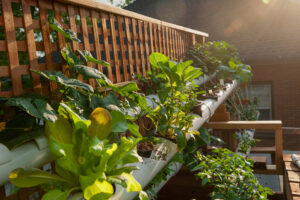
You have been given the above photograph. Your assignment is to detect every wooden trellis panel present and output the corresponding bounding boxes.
[0,0,208,97]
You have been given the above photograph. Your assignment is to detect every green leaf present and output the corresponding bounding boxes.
[45,116,73,144]
[9,168,70,188]
[174,128,186,152]
[138,190,149,200]
[127,122,142,138]
[49,18,81,42]
[173,60,193,76]
[73,65,111,85]
[107,137,141,169]
[42,189,71,200]
[110,111,128,133]
[111,82,139,94]
[5,97,57,122]
[120,173,141,192]
[149,53,169,70]
[31,70,94,93]
[198,127,211,145]
[79,176,114,200]
[61,46,81,67]
[77,50,110,67]
[48,137,80,175]
[33,99,57,122]
[182,66,203,82]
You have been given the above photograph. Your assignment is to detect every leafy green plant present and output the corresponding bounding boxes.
[140,53,203,151]
[187,41,252,82]
[236,130,260,155]
[10,103,148,200]
[191,148,272,200]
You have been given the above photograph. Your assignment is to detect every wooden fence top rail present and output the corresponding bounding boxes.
[204,120,282,130]
[58,0,209,37]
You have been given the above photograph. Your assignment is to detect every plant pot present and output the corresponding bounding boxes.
[193,102,203,117]
[137,142,153,158]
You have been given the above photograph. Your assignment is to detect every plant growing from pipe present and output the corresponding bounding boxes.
[141,53,203,151]
[9,103,148,200]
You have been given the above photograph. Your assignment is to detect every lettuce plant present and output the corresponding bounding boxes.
[9,103,147,200]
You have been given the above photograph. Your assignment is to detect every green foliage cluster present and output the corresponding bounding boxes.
[10,103,146,200]
[138,53,203,151]
[5,18,148,200]
[1,14,266,200]
[187,41,252,82]
[192,148,272,200]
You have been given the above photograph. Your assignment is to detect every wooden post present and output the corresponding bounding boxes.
[276,127,283,174]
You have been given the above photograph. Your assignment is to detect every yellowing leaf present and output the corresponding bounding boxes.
[121,173,142,192]
[88,107,112,140]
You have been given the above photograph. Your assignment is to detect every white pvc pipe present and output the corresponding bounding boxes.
[111,80,238,200]
[0,136,54,185]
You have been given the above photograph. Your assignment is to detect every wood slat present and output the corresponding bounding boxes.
[22,0,42,93]
[285,162,300,172]
[56,0,209,37]
[149,22,154,53]
[138,20,146,76]
[38,0,55,71]
[100,12,113,80]
[68,5,79,51]
[162,26,166,55]
[166,27,170,57]
[117,16,128,81]
[132,18,139,74]
[158,24,162,53]
[124,17,134,78]
[91,10,103,72]
[109,14,121,83]
[2,0,22,95]
[53,2,66,49]
[203,121,282,130]
[80,8,95,86]
[143,22,150,72]
[288,171,300,183]
[153,23,158,52]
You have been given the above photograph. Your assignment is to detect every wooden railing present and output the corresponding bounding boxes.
[0,0,208,98]
[204,120,283,175]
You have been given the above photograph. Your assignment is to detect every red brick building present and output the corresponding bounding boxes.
[126,0,300,127]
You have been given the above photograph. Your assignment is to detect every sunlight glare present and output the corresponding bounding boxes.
[262,0,271,4]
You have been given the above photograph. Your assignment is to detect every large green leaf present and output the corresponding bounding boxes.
[79,176,114,200]
[110,111,128,133]
[182,66,203,82]
[33,99,57,122]
[5,97,57,122]
[77,50,110,67]
[73,65,111,85]
[42,189,72,200]
[149,53,169,70]
[49,18,81,42]
[31,70,94,93]
[173,60,193,76]
[45,116,73,144]
[9,168,70,188]
[48,137,80,175]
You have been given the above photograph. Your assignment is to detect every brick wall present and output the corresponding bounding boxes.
[251,62,300,127]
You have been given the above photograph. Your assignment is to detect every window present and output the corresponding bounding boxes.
[244,84,272,120]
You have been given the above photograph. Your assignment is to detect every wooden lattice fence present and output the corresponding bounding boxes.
[0,0,208,98]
